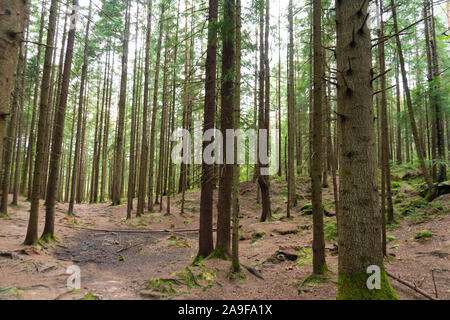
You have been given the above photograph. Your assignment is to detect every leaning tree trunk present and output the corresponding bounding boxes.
[391,0,436,199]
[335,0,397,300]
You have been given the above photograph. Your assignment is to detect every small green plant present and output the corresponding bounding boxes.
[119,255,126,261]
[324,222,338,241]
[83,292,99,300]
[391,181,401,191]
[414,229,433,241]
[295,248,312,267]
[167,234,192,248]
[387,235,396,243]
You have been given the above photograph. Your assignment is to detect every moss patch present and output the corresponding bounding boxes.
[337,269,398,300]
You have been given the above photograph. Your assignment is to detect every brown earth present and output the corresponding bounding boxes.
[0,176,448,300]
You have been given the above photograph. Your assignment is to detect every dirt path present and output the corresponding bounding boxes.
[0,178,448,300]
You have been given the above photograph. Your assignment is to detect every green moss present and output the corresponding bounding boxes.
[302,271,329,287]
[251,230,265,242]
[386,235,396,243]
[209,247,230,260]
[40,233,56,243]
[337,269,398,300]
[231,260,241,273]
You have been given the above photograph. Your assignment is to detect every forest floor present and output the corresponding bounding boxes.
[0,167,449,300]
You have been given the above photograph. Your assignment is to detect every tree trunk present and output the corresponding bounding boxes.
[335,0,396,299]
[391,0,436,199]
[25,0,58,245]
[312,0,326,274]
[137,0,153,217]
[287,0,297,218]
[42,0,79,239]
[215,0,235,258]
[112,1,130,205]
[68,1,92,215]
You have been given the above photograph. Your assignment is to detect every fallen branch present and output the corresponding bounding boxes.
[386,270,438,300]
[116,243,143,253]
[55,223,216,234]
[243,264,264,280]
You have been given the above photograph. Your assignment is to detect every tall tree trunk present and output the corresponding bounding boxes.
[335,0,396,299]
[312,0,326,274]
[1,42,24,214]
[0,0,28,186]
[112,1,131,205]
[231,0,242,273]
[391,0,436,199]
[137,0,153,217]
[258,0,271,222]
[127,5,141,218]
[166,0,181,216]
[287,0,297,218]
[68,1,92,214]
[12,23,29,206]
[214,0,235,258]
[376,0,393,229]
[42,0,79,239]
[395,60,402,164]
[197,0,217,258]
[25,0,58,245]
[23,1,46,197]
[148,2,165,212]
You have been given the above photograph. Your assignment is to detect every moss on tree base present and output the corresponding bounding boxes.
[337,269,398,300]
[209,247,230,260]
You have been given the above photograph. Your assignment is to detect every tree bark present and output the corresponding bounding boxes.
[335,0,396,299]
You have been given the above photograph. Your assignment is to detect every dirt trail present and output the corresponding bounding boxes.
[0,177,448,300]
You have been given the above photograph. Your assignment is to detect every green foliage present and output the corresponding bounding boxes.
[166,234,192,248]
[324,222,338,242]
[414,229,433,241]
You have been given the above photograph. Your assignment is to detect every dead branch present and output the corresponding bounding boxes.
[386,271,438,300]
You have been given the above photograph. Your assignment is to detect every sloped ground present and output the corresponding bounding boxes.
[0,173,448,300]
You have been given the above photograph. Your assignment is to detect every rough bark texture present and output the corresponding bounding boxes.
[0,0,29,178]
[335,0,397,299]
[198,0,218,259]
[312,0,326,275]
[214,0,235,258]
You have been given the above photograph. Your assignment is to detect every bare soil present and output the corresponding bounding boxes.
[0,176,448,300]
